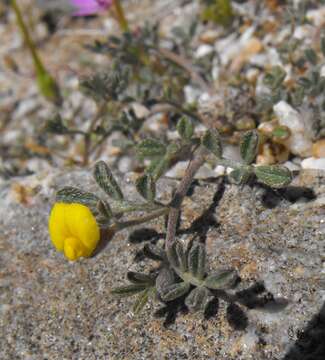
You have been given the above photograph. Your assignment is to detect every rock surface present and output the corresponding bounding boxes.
[0,168,325,360]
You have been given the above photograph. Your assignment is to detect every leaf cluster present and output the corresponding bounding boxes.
[112,240,238,314]
[258,37,325,139]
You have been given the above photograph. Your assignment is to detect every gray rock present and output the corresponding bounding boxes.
[0,168,324,359]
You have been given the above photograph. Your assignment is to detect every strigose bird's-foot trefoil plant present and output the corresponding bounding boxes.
[49,123,292,320]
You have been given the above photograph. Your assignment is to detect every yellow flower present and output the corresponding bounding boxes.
[49,202,100,261]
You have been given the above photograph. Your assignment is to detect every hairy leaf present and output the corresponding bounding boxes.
[136,174,156,202]
[156,268,175,296]
[185,287,213,312]
[96,200,113,219]
[254,165,292,188]
[175,241,187,273]
[111,284,147,297]
[94,161,124,201]
[240,130,259,164]
[167,241,186,269]
[188,242,206,280]
[228,168,252,185]
[136,139,166,158]
[304,48,318,65]
[133,289,151,314]
[321,37,325,58]
[56,187,100,215]
[127,272,156,286]
[177,117,194,141]
[146,156,170,182]
[159,282,190,302]
[204,269,238,290]
[202,130,222,158]
[143,243,167,262]
[263,66,286,90]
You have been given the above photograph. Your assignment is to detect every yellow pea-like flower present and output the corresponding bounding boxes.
[48,202,100,261]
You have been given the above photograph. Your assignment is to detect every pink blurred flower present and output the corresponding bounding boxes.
[71,0,113,16]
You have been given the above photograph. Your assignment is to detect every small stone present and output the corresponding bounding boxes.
[165,161,218,179]
[273,101,313,157]
[230,37,263,71]
[235,117,256,131]
[301,157,325,170]
[257,142,289,165]
[118,156,134,173]
[194,44,214,59]
[312,139,325,158]
[200,29,220,44]
[132,103,150,119]
[258,120,277,136]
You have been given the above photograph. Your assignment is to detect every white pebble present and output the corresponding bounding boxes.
[301,157,325,170]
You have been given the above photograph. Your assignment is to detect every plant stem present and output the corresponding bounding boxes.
[83,102,107,166]
[155,48,213,95]
[113,0,129,33]
[165,147,208,250]
[112,207,169,232]
[11,0,61,104]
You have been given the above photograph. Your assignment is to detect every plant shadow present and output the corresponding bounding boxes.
[283,301,325,360]
[154,280,288,330]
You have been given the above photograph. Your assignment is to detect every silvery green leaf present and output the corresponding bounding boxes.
[143,244,167,262]
[263,66,286,90]
[240,130,259,164]
[111,284,147,297]
[177,117,194,141]
[127,272,156,286]
[228,168,252,185]
[159,282,190,302]
[174,241,187,273]
[188,242,206,280]
[96,200,113,219]
[136,139,166,158]
[204,269,238,290]
[321,37,325,57]
[167,241,186,270]
[56,187,100,212]
[93,161,124,201]
[135,174,156,202]
[297,77,312,89]
[146,157,169,182]
[133,289,150,314]
[166,142,180,156]
[45,115,68,134]
[304,48,318,65]
[185,287,213,312]
[254,165,292,188]
[202,130,222,158]
[156,268,175,296]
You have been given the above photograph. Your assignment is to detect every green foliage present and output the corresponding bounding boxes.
[80,64,130,102]
[258,36,325,139]
[254,165,293,189]
[201,0,234,26]
[177,117,194,142]
[240,130,259,165]
[94,161,124,201]
[201,129,222,158]
[136,139,167,158]
[135,174,156,202]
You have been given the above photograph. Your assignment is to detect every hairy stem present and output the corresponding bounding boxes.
[156,48,213,94]
[113,0,129,33]
[11,0,60,104]
[113,207,169,231]
[165,147,208,250]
